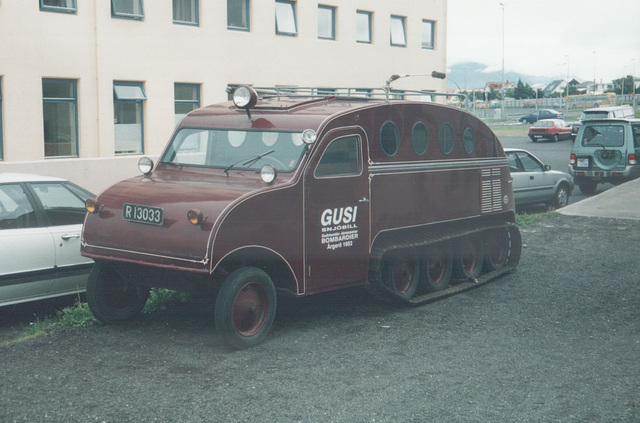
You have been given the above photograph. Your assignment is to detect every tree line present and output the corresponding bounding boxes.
[458,76,636,101]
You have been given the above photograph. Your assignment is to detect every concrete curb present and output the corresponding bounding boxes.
[558,178,640,221]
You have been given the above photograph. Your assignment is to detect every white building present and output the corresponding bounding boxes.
[0,0,447,193]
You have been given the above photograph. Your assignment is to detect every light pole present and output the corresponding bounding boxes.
[565,54,569,113]
[500,2,505,120]
[593,51,597,94]
[632,59,636,107]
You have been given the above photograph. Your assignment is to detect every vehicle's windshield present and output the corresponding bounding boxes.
[581,124,625,147]
[533,121,553,127]
[160,128,306,172]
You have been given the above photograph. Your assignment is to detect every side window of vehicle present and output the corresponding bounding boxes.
[632,124,640,149]
[516,152,542,172]
[315,135,361,178]
[0,184,37,230]
[506,152,520,173]
[30,183,87,226]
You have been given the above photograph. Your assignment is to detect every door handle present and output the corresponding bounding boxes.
[61,233,80,240]
[359,197,369,203]
[529,176,535,180]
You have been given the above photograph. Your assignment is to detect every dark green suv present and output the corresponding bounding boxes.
[569,118,640,194]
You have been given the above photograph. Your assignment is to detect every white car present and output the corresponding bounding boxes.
[0,173,94,307]
[505,149,574,210]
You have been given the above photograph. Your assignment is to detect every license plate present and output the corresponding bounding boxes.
[577,158,589,168]
[123,203,164,226]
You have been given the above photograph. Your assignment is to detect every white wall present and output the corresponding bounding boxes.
[0,0,447,193]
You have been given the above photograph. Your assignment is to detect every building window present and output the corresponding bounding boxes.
[422,19,435,49]
[113,82,146,155]
[111,0,144,20]
[173,0,198,26]
[228,0,250,30]
[356,10,372,44]
[42,79,78,158]
[390,15,406,47]
[39,0,76,13]
[318,5,335,40]
[0,79,3,160]
[174,83,200,125]
[275,0,297,36]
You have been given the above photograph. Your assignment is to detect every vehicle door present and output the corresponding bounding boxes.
[27,182,94,297]
[511,151,555,203]
[304,128,370,293]
[0,183,56,306]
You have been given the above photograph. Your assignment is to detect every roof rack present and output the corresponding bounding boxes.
[227,82,468,108]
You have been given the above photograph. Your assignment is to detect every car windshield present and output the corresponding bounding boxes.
[160,128,307,173]
[533,121,553,127]
[581,124,625,148]
[580,111,608,121]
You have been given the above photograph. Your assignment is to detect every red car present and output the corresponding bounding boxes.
[528,119,572,142]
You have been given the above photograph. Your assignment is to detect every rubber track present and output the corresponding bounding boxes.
[368,223,522,306]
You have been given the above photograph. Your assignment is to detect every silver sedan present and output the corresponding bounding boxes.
[505,148,574,210]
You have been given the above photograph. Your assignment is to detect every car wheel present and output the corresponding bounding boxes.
[381,253,420,300]
[553,134,559,143]
[215,267,277,350]
[548,183,570,210]
[86,262,150,324]
[530,136,536,143]
[483,228,511,272]
[453,236,484,280]
[420,246,453,293]
[578,182,597,195]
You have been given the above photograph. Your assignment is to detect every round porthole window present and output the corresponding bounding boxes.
[463,127,475,154]
[380,121,400,157]
[438,123,454,155]
[411,122,429,156]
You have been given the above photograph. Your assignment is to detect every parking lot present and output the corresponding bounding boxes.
[2,214,640,422]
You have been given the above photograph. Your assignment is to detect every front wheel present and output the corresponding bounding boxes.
[86,262,150,324]
[215,267,277,350]
[553,134,559,142]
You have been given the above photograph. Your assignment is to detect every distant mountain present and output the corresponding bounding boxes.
[445,62,566,90]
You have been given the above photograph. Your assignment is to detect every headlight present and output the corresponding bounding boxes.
[260,164,277,185]
[233,86,258,109]
[138,157,154,175]
[301,129,317,145]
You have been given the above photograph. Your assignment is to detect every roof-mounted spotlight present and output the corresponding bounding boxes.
[233,86,258,122]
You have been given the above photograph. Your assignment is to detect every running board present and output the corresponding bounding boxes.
[408,264,517,305]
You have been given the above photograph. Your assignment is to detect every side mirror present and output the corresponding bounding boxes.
[543,164,551,172]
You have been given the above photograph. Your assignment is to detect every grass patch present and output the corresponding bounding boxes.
[488,124,529,138]
[516,210,558,227]
[2,288,192,346]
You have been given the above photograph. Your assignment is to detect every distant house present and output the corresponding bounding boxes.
[575,80,615,95]
[484,81,516,93]
[543,80,566,96]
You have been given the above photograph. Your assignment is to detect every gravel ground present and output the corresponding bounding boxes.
[1,214,639,423]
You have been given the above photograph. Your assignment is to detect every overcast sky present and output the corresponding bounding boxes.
[447,0,640,83]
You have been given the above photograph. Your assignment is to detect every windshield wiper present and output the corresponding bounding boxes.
[224,149,275,174]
